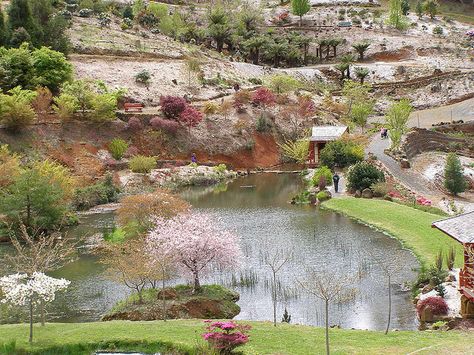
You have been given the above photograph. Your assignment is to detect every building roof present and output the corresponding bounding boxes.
[432,211,474,244]
[310,126,348,142]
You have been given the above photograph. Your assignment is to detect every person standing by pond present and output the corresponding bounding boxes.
[333,172,340,193]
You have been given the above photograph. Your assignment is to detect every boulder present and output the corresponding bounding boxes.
[354,190,362,198]
[361,188,373,199]
[419,306,434,322]
[422,284,434,294]
[400,159,411,169]
[445,274,456,282]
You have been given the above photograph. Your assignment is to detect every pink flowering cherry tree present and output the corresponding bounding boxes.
[0,272,70,343]
[147,212,241,293]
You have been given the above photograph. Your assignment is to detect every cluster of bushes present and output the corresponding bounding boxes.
[156,96,203,131]
[72,173,120,210]
[0,146,77,235]
[0,45,72,93]
[320,139,364,169]
[0,0,70,52]
[53,80,125,122]
[347,161,385,192]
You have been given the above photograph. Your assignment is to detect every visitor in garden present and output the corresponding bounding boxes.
[380,127,385,139]
[384,128,388,139]
[333,172,340,193]
[191,153,197,164]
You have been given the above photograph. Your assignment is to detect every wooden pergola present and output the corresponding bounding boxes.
[432,211,474,318]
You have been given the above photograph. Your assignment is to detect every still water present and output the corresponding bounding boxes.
[0,174,419,330]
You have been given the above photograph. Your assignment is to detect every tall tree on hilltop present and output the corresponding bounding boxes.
[291,0,311,27]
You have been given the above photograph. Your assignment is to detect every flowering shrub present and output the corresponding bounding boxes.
[202,320,251,354]
[0,272,70,306]
[126,117,143,131]
[159,96,187,119]
[251,87,276,107]
[150,117,180,134]
[179,106,203,129]
[416,296,448,318]
[416,196,432,206]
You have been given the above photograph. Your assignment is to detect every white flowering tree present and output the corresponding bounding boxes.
[0,272,70,343]
[147,212,241,293]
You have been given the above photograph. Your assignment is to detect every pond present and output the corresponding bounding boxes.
[0,174,419,330]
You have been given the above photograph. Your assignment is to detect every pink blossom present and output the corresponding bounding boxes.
[147,212,241,291]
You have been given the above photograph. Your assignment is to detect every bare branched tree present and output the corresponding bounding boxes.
[261,247,293,327]
[3,224,78,326]
[100,237,175,313]
[298,270,357,355]
[364,249,405,335]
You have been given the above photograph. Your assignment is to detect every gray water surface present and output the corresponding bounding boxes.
[0,174,419,330]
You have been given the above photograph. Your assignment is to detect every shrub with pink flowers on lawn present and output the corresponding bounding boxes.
[202,320,251,354]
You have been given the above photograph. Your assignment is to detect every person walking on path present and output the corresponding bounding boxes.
[333,172,340,193]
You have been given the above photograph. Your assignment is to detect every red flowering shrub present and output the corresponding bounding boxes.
[126,116,143,131]
[149,117,180,134]
[416,296,448,318]
[179,106,203,129]
[251,87,276,107]
[297,96,316,118]
[159,96,187,119]
[202,321,251,354]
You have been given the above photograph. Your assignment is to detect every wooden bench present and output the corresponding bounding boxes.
[124,103,144,112]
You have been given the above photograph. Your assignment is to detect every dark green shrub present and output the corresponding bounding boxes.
[108,138,128,160]
[317,190,331,202]
[311,166,333,187]
[347,162,384,191]
[73,174,120,210]
[320,139,364,169]
[444,153,467,196]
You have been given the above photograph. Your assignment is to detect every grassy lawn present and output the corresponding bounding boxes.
[322,197,463,268]
[1,320,474,355]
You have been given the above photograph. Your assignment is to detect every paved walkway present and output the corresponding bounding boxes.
[366,134,435,198]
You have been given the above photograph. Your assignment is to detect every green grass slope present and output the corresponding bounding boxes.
[322,197,463,268]
[1,320,473,355]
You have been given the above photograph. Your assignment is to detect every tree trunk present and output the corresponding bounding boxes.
[162,271,167,322]
[40,300,45,326]
[303,44,308,65]
[333,46,337,58]
[299,15,303,27]
[385,275,391,335]
[272,271,277,327]
[325,299,330,355]
[254,48,260,65]
[193,270,200,293]
[29,298,34,344]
